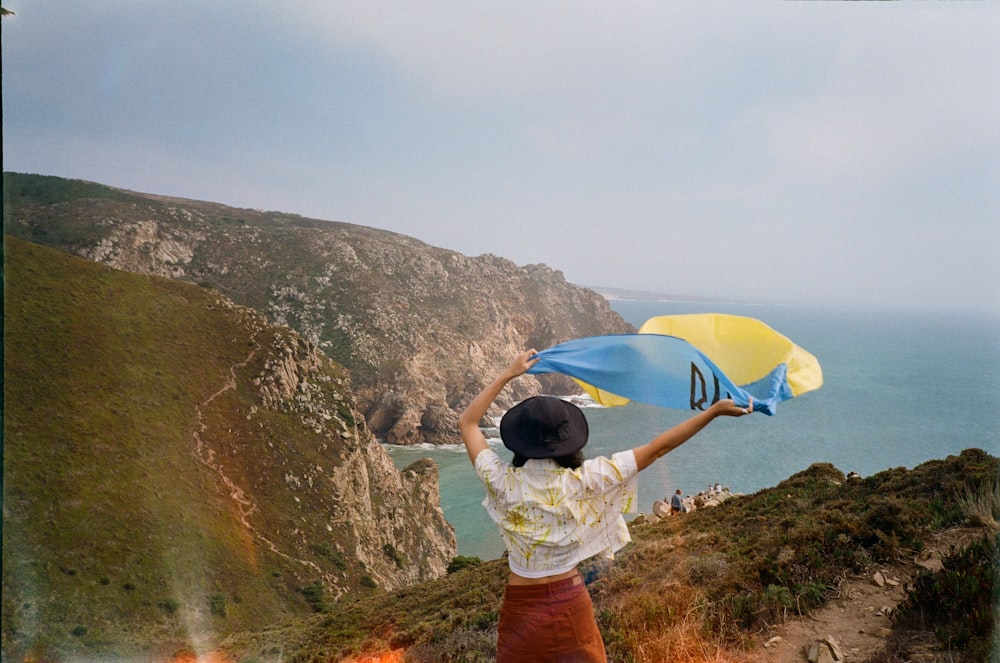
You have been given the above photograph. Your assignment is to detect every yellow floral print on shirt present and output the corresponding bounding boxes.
[474,448,638,578]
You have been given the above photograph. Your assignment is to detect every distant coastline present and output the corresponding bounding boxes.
[581,284,758,307]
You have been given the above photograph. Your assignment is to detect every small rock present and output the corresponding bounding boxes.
[806,641,837,663]
[764,636,783,648]
[872,571,886,587]
[875,627,893,638]
[823,635,844,661]
[915,556,943,572]
[885,577,900,587]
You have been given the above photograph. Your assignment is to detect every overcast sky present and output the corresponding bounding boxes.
[3,2,998,313]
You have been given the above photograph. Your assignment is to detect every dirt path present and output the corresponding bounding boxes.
[756,528,981,663]
[189,324,330,580]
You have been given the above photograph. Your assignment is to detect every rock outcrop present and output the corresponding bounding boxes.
[245,325,456,593]
[4,173,635,445]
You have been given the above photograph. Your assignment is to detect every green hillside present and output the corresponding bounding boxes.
[2,236,300,657]
[2,236,449,661]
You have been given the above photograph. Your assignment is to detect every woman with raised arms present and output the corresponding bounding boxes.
[459,349,752,662]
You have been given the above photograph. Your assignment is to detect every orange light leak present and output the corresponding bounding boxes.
[168,653,236,663]
[338,650,405,663]
[166,648,405,663]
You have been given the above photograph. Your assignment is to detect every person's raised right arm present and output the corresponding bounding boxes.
[459,350,539,464]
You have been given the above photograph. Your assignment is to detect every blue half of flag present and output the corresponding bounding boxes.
[528,334,795,415]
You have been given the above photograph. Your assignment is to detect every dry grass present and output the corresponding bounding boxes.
[598,579,755,663]
[958,476,1000,531]
[591,524,755,663]
[339,651,406,663]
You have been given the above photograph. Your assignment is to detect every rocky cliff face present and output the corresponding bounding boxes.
[243,324,456,593]
[4,174,635,445]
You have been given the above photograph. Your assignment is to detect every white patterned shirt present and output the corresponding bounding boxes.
[474,448,639,578]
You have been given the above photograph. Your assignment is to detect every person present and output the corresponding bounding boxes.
[670,489,684,514]
[459,350,752,662]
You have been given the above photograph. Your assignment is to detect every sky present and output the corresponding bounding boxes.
[2,2,998,314]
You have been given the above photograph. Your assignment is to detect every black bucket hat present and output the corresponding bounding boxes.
[499,396,589,459]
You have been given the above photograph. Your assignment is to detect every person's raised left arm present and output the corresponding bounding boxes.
[631,398,752,472]
[459,349,539,464]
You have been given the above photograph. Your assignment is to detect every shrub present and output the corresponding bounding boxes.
[861,496,913,559]
[159,598,180,614]
[687,553,728,584]
[311,542,349,570]
[796,580,827,612]
[892,534,997,659]
[447,556,483,574]
[761,584,794,623]
[384,543,405,568]
[209,594,227,617]
[330,552,349,570]
[716,592,759,631]
[301,581,326,612]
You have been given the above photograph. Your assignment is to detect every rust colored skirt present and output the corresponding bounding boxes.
[496,573,607,663]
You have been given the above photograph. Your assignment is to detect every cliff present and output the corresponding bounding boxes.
[1,236,456,659]
[2,173,635,445]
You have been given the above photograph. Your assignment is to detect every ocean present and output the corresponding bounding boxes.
[386,300,1000,561]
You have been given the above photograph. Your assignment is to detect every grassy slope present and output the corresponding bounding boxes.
[222,452,998,663]
[2,237,308,659]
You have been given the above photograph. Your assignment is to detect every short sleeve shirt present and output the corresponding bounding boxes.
[474,448,639,578]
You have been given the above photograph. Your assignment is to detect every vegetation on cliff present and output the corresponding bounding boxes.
[3,172,635,446]
[221,450,998,663]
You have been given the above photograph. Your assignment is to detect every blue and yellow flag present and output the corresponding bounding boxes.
[528,314,822,415]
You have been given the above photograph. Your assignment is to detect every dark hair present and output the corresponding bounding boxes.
[512,450,585,470]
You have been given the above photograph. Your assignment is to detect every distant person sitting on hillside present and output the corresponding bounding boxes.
[670,489,684,514]
[459,350,753,663]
